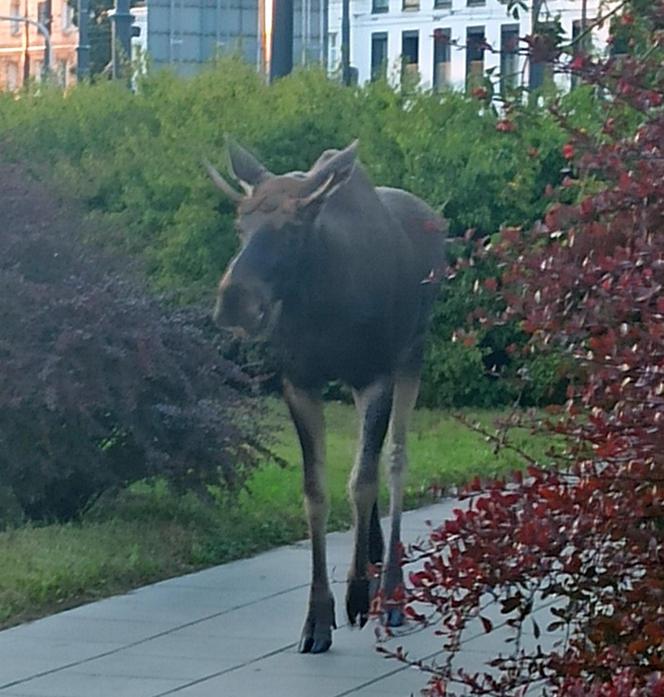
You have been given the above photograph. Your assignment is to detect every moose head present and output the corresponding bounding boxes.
[205,140,358,339]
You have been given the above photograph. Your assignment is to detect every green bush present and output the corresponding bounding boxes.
[0,62,582,406]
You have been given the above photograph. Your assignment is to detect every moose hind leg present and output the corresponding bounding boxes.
[283,380,335,654]
[347,377,393,627]
[382,372,420,627]
[367,501,385,601]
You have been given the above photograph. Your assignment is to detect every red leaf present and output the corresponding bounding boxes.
[496,119,517,133]
[532,619,541,639]
[501,597,521,614]
[471,86,488,100]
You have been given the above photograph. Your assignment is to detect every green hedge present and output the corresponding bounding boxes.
[0,61,580,406]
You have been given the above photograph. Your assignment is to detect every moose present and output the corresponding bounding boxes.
[205,140,446,654]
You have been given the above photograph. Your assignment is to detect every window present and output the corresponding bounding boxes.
[10,1,22,35]
[570,20,594,87]
[609,17,629,56]
[402,0,419,12]
[570,21,581,88]
[57,60,68,87]
[434,0,451,7]
[467,0,485,5]
[402,30,419,81]
[372,0,389,14]
[33,60,43,82]
[371,33,388,81]
[62,1,75,31]
[528,23,555,91]
[433,28,451,91]
[500,25,519,94]
[5,62,19,91]
[329,32,339,70]
[37,1,51,31]
[466,26,485,91]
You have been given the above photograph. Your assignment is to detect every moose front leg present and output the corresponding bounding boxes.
[283,379,336,654]
[381,372,420,627]
[347,377,393,627]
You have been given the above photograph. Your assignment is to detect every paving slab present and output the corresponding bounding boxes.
[0,502,558,696]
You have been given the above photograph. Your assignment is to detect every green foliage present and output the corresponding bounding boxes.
[0,61,583,405]
[421,339,497,408]
[370,90,567,236]
[422,260,508,408]
[0,402,541,628]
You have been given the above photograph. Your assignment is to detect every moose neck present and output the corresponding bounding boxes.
[270,186,403,391]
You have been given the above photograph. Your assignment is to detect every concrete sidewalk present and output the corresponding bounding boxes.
[0,502,550,697]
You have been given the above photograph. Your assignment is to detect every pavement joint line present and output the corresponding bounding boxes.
[151,614,360,696]
[331,649,445,697]
[151,640,302,696]
[0,505,455,696]
[0,582,309,692]
[150,619,438,697]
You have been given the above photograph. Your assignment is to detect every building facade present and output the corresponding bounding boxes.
[328,0,606,90]
[147,0,327,77]
[0,0,78,90]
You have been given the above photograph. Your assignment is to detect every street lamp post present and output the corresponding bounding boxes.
[109,0,133,79]
[341,0,350,85]
[77,0,91,80]
[271,0,293,79]
[581,0,588,52]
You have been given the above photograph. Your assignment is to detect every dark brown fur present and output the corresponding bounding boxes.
[207,141,446,653]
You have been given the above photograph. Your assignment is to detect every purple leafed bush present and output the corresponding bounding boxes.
[0,163,265,521]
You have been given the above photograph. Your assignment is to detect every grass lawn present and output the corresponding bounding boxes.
[0,400,538,629]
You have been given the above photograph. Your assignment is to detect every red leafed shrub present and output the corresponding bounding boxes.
[0,163,266,522]
[383,2,664,694]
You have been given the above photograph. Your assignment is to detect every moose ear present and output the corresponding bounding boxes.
[297,140,359,208]
[226,137,272,194]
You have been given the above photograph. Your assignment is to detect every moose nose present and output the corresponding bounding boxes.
[213,282,269,338]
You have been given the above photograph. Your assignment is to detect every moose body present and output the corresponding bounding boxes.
[207,141,446,653]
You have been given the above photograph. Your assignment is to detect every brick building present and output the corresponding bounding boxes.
[1,0,78,90]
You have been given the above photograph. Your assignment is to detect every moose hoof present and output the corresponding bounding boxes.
[346,577,370,628]
[368,574,381,603]
[299,594,336,654]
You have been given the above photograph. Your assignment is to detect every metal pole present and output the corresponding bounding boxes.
[0,15,52,76]
[271,0,293,80]
[580,0,588,52]
[76,0,90,80]
[341,0,350,85]
[531,0,543,28]
[301,0,306,65]
[110,0,133,79]
[43,0,52,76]
[527,0,545,91]
[318,0,324,64]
